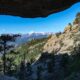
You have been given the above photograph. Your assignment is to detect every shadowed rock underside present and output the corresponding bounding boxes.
[0,0,79,18]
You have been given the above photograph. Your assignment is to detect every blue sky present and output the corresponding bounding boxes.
[0,2,80,34]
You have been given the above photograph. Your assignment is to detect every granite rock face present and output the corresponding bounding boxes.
[43,13,80,54]
[0,0,79,18]
[64,13,80,33]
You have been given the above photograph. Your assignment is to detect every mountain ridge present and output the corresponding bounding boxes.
[16,32,53,45]
[43,12,80,54]
[1,12,80,80]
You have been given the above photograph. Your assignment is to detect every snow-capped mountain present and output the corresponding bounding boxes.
[16,32,53,45]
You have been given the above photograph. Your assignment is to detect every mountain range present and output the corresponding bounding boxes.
[1,12,80,80]
[16,12,80,80]
[16,32,52,45]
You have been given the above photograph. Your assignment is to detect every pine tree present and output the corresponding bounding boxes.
[19,61,26,80]
[61,54,69,77]
[26,62,32,77]
[6,57,14,76]
[0,34,20,74]
[37,66,42,80]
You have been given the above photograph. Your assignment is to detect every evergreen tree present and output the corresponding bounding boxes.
[0,34,20,74]
[37,66,42,80]
[19,61,26,80]
[47,61,54,73]
[6,57,14,76]
[26,62,32,77]
[61,54,69,77]
[47,54,55,73]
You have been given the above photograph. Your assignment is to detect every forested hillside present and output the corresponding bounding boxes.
[0,13,80,80]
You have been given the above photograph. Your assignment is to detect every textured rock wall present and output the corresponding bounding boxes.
[43,13,80,54]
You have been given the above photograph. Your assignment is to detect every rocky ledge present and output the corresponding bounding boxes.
[43,12,80,54]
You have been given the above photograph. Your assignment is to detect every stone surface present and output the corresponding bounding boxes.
[43,31,80,54]
[0,0,79,18]
[43,13,80,54]
[64,23,72,33]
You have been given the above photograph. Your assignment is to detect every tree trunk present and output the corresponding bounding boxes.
[3,42,6,75]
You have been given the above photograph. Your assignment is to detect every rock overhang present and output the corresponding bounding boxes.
[0,0,79,18]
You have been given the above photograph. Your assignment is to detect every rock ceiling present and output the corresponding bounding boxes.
[0,0,79,18]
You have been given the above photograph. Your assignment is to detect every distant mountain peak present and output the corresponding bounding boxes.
[28,32,53,35]
[16,32,52,45]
